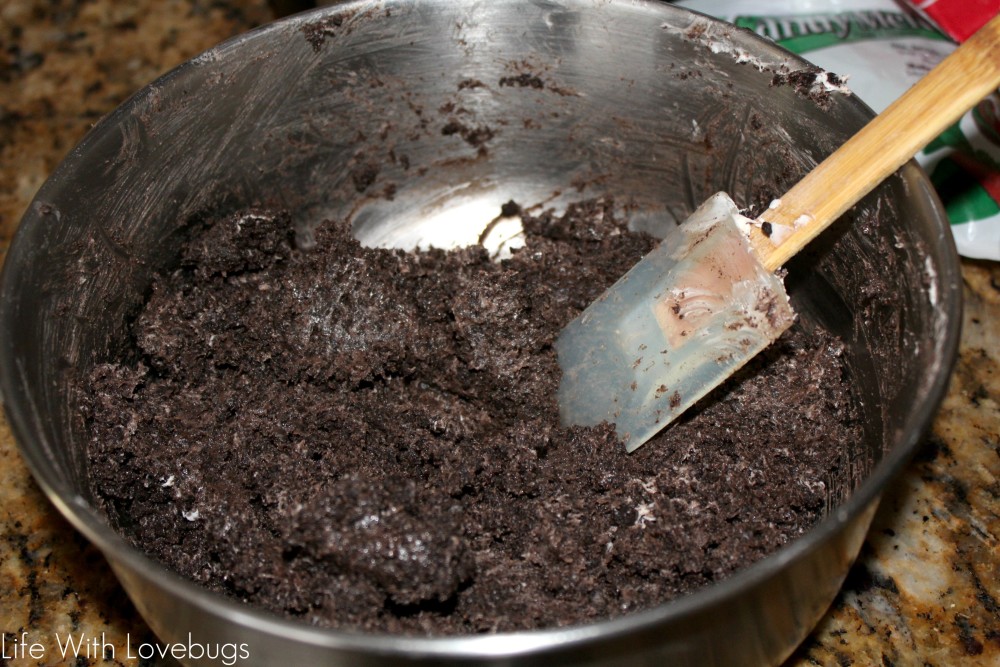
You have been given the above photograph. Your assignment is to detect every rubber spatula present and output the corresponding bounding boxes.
[556,14,1000,452]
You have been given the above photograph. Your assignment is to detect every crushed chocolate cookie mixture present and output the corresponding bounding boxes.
[81,199,857,634]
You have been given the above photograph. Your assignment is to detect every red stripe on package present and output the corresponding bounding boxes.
[907,0,999,42]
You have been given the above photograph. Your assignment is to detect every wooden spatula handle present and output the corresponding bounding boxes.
[750,13,1000,272]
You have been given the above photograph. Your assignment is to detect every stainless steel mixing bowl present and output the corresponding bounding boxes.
[0,1,961,665]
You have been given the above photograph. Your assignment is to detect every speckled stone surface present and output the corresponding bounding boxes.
[1,2,998,666]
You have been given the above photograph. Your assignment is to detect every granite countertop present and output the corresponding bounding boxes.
[1,1,998,665]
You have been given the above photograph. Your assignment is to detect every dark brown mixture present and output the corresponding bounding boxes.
[82,199,856,634]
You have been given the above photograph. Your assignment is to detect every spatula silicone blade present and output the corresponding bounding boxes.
[557,14,1000,452]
